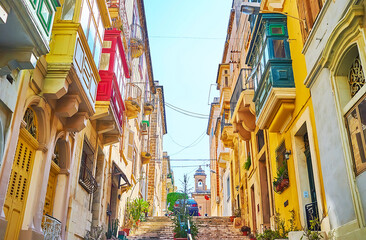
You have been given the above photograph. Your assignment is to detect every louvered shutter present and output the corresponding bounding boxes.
[127,130,134,160]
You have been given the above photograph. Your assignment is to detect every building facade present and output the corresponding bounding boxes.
[303,0,366,238]
[192,166,211,216]
[0,0,168,239]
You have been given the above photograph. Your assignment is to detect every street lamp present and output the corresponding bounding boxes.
[240,2,308,31]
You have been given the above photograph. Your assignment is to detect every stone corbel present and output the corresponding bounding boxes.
[65,112,89,132]
[55,94,81,117]
[43,62,72,99]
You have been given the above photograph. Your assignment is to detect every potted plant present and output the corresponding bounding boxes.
[244,155,251,170]
[241,226,251,236]
[143,102,154,115]
[105,219,119,240]
[141,152,151,164]
[273,165,289,194]
[172,174,199,240]
[249,233,256,240]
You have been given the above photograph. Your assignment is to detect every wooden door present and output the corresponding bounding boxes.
[3,135,36,240]
[43,161,60,216]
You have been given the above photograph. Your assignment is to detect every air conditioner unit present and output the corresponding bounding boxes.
[216,196,220,204]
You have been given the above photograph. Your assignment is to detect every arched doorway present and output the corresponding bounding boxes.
[3,108,39,240]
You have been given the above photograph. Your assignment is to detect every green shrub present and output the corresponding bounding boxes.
[167,192,188,212]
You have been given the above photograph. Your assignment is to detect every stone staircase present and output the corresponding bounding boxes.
[127,216,248,240]
[195,217,247,240]
[128,216,174,240]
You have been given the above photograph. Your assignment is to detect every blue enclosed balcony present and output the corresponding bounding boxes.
[246,14,296,131]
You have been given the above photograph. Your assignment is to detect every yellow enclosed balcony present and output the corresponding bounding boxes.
[43,0,111,131]
[230,68,255,141]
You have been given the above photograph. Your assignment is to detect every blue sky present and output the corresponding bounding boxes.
[144,0,232,193]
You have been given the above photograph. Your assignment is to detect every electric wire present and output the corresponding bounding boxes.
[165,102,209,117]
[165,104,210,119]
[167,133,192,148]
[170,131,206,156]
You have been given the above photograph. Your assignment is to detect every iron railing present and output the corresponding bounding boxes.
[106,0,120,8]
[79,162,98,194]
[42,214,61,240]
[230,68,253,116]
[220,109,232,135]
[305,201,320,231]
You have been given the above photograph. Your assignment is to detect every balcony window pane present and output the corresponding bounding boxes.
[93,0,100,21]
[94,38,102,68]
[98,16,104,40]
[271,26,284,35]
[80,0,90,36]
[88,19,97,55]
[273,39,286,58]
[61,0,76,20]
[264,46,269,64]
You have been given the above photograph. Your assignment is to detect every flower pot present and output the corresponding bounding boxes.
[243,231,249,236]
[230,216,235,222]
[122,228,130,236]
[276,184,282,192]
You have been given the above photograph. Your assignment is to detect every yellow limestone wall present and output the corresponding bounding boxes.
[265,0,327,230]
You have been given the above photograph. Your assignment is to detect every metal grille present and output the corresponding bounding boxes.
[23,108,37,138]
[230,68,253,116]
[42,214,61,240]
[349,57,365,97]
[220,109,232,135]
[79,157,98,194]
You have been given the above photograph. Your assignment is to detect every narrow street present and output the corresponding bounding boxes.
[0,0,366,240]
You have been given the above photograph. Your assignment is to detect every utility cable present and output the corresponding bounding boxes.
[165,102,209,117]
[170,131,206,156]
[165,105,210,119]
[167,133,191,148]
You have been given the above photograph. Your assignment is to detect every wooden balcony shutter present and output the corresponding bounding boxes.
[296,0,323,43]
[127,130,134,160]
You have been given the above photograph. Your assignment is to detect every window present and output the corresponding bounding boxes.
[257,130,264,153]
[296,0,323,43]
[227,176,230,201]
[270,26,284,35]
[198,180,203,187]
[346,95,366,175]
[273,40,286,59]
[79,140,97,193]
[127,130,134,160]
[80,0,104,68]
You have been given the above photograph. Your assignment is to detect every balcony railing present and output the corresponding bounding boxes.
[42,214,61,240]
[230,68,253,116]
[79,163,98,194]
[220,109,232,135]
[107,0,120,8]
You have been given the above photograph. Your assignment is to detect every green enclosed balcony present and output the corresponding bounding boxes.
[0,0,60,75]
[246,14,295,131]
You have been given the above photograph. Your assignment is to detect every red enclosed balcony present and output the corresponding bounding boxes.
[91,29,130,146]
